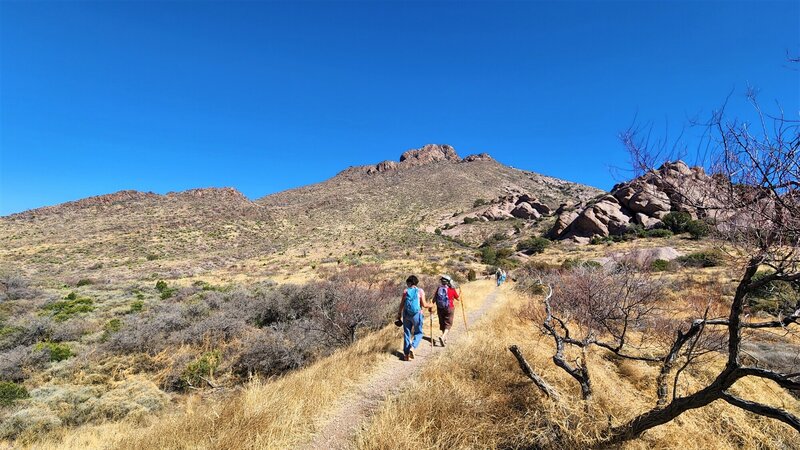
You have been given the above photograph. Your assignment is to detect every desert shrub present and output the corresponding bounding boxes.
[686,219,710,239]
[434,228,442,235]
[127,300,144,314]
[179,351,221,389]
[155,280,177,299]
[0,346,49,382]
[590,236,614,245]
[0,381,29,406]
[106,308,189,354]
[625,223,647,238]
[473,198,487,207]
[467,269,477,281]
[104,319,122,333]
[48,319,91,342]
[650,259,670,272]
[480,247,497,265]
[561,258,603,270]
[679,250,724,268]
[146,254,159,261]
[42,293,94,322]
[662,211,692,233]
[76,279,93,287]
[516,237,550,254]
[644,228,673,238]
[175,313,248,346]
[233,327,313,377]
[0,406,62,441]
[0,274,36,302]
[748,271,799,315]
[462,216,478,224]
[82,378,169,422]
[496,247,515,260]
[34,342,73,362]
[0,319,48,351]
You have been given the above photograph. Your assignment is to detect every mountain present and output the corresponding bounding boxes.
[0,144,601,285]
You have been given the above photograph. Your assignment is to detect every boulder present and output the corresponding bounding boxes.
[399,144,461,166]
[463,153,493,162]
[529,201,551,216]
[511,203,542,220]
[482,205,513,221]
[548,209,579,239]
[634,212,662,229]
[567,196,630,237]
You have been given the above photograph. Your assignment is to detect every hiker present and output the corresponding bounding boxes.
[396,275,433,361]
[500,269,507,284]
[433,275,460,347]
[495,268,502,286]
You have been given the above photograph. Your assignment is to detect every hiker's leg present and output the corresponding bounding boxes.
[402,315,413,355]
[411,312,424,349]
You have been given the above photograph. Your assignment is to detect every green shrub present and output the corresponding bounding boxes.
[467,269,477,282]
[128,300,144,313]
[473,198,487,208]
[644,228,674,238]
[678,250,724,268]
[748,271,799,315]
[651,259,670,272]
[104,319,122,333]
[181,351,221,389]
[42,294,94,322]
[434,228,442,235]
[146,254,159,261]
[463,216,478,225]
[76,279,93,287]
[561,258,602,270]
[34,342,73,362]
[662,211,692,233]
[155,280,176,299]
[0,382,29,406]
[590,236,614,245]
[516,237,550,254]
[686,220,710,240]
[480,247,497,265]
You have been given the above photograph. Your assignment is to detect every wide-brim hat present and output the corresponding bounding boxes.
[440,275,453,283]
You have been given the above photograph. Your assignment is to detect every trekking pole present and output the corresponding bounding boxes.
[458,287,468,332]
[430,307,434,348]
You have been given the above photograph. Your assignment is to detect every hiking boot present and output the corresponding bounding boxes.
[439,337,446,347]
[408,350,415,360]
[403,353,410,361]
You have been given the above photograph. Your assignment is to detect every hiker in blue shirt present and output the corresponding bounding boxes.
[395,275,433,361]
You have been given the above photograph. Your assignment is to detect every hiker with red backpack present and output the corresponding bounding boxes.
[396,275,433,361]
[433,275,460,347]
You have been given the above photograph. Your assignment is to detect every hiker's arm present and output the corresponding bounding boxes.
[397,291,405,319]
[420,289,433,309]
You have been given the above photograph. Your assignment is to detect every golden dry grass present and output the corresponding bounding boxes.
[30,281,496,450]
[354,288,800,450]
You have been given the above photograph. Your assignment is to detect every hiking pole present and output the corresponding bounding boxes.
[458,287,468,333]
[430,307,434,348]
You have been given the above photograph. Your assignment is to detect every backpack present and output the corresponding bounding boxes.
[435,286,450,308]
[404,287,421,315]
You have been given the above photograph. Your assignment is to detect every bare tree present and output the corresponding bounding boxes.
[511,87,800,444]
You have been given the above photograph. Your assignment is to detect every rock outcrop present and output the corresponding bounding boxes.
[549,161,722,242]
[471,192,554,222]
[338,144,498,178]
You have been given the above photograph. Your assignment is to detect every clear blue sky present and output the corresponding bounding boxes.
[1,1,798,215]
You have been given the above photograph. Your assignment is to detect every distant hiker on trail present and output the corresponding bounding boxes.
[396,275,433,361]
[433,275,460,347]
[495,268,504,286]
[500,269,507,284]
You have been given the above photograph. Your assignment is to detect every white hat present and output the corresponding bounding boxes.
[440,275,452,283]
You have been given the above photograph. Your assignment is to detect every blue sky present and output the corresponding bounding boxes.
[1,1,798,215]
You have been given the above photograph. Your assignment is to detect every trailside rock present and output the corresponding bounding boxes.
[548,208,580,239]
[565,195,630,238]
[463,153,493,162]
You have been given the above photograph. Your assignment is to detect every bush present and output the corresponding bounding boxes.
[76,279,93,287]
[650,259,670,272]
[179,351,221,389]
[686,219,710,240]
[561,258,603,270]
[467,269,477,282]
[0,406,61,440]
[644,228,674,238]
[233,328,312,377]
[516,237,550,254]
[0,346,49,382]
[748,271,799,315]
[662,211,692,233]
[34,342,73,362]
[128,300,144,314]
[480,247,497,265]
[473,198,487,207]
[463,216,478,224]
[155,280,176,299]
[679,250,724,268]
[42,294,94,322]
[0,381,29,406]
[434,228,442,235]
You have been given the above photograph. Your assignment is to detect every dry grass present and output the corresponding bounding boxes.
[354,288,800,450]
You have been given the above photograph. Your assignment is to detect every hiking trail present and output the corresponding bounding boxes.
[302,285,503,450]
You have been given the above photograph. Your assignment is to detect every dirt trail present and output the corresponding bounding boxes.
[303,286,502,450]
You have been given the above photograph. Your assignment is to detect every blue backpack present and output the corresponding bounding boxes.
[435,286,450,308]
[404,287,421,315]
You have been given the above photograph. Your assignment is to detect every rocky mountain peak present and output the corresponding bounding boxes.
[399,144,461,165]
